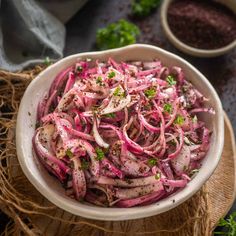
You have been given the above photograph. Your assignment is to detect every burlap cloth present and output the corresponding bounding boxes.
[0,66,235,236]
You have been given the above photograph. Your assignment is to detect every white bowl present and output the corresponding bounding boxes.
[161,0,236,57]
[16,44,224,221]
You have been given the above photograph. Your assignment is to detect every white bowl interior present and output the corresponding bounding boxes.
[16,44,224,221]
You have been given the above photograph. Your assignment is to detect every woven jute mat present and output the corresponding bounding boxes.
[0,67,235,236]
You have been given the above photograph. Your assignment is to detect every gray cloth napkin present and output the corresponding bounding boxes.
[0,0,66,71]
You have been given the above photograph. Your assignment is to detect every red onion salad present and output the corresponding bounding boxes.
[33,58,214,207]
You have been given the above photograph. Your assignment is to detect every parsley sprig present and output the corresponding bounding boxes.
[66,149,73,158]
[132,0,161,17]
[113,87,125,97]
[96,19,140,50]
[163,103,172,113]
[166,75,176,86]
[144,87,156,99]
[95,147,105,161]
[44,57,52,66]
[148,158,157,167]
[104,113,116,118]
[214,212,236,235]
[155,173,161,180]
[108,71,116,79]
[80,159,90,170]
[174,115,184,125]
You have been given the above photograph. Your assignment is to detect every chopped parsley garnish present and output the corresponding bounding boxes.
[81,159,89,170]
[44,57,51,66]
[113,87,121,96]
[144,87,156,99]
[148,158,157,167]
[66,149,73,158]
[95,147,105,161]
[132,0,161,17]
[76,66,83,72]
[96,19,140,50]
[169,139,177,146]
[108,71,116,79]
[104,113,116,118]
[163,103,172,113]
[155,173,161,180]
[96,76,103,85]
[166,75,176,86]
[174,115,184,125]
[113,87,125,97]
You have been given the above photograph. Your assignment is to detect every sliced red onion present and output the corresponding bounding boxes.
[72,157,86,200]
[114,182,163,199]
[100,86,131,115]
[115,190,164,207]
[64,72,75,94]
[101,158,123,179]
[49,66,73,96]
[161,178,187,188]
[138,113,160,133]
[93,117,109,148]
[33,130,70,175]
[189,108,215,115]
[79,140,100,177]
[123,124,143,153]
[97,175,162,187]
[168,127,184,159]
[34,58,213,207]
[171,145,190,176]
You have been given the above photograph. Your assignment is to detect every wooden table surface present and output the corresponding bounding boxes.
[1,0,236,233]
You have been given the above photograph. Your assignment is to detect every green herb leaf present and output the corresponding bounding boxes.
[96,19,140,50]
[66,149,73,158]
[144,87,156,99]
[132,0,161,17]
[108,71,116,79]
[76,66,83,72]
[104,113,116,118]
[95,147,105,161]
[148,158,157,167]
[169,139,176,146]
[214,212,236,235]
[166,75,176,86]
[96,76,103,85]
[113,87,121,96]
[113,87,125,97]
[81,159,89,170]
[174,115,184,125]
[163,103,172,113]
[155,173,161,180]
[44,57,51,66]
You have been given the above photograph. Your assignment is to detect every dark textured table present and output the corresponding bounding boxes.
[1,0,236,233]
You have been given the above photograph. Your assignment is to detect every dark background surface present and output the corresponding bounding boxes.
[1,0,236,233]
